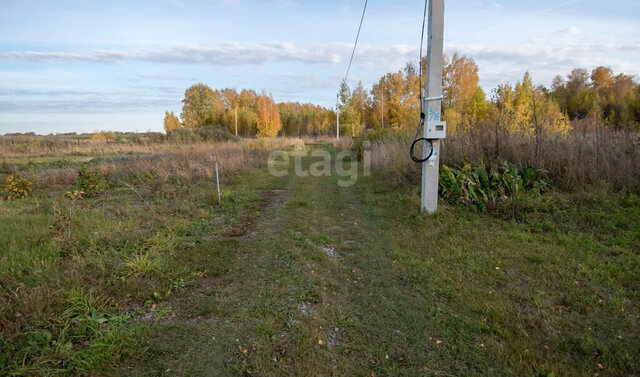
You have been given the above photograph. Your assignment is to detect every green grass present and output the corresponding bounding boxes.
[1,144,638,376]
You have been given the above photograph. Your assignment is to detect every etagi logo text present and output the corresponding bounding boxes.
[267,149,370,187]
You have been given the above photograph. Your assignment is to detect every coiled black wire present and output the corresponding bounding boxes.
[410,116,433,163]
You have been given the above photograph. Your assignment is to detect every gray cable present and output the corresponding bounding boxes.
[344,0,368,83]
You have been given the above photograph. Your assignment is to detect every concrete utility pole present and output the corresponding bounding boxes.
[336,94,340,140]
[421,0,446,214]
[234,106,238,136]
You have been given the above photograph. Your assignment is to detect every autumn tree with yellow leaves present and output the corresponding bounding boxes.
[163,111,181,132]
[256,92,282,137]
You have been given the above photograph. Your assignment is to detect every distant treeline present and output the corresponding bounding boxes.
[166,54,639,137]
[164,86,336,137]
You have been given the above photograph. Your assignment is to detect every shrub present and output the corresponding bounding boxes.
[195,125,240,142]
[92,130,115,141]
[1,174,33,200]
[77,166,101,196]
[146,132,166,143]
[166,128,200,143]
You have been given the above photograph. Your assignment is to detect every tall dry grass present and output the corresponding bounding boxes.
[304,136,354,151]
[368,125,640,190]
[1,138,306,190]
[0,136,153,159]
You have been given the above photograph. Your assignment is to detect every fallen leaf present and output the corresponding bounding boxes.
[385,354,389,359]
[318,339,323,345]
[436,340,442,344]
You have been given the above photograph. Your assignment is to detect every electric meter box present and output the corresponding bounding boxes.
[426,121,447,139]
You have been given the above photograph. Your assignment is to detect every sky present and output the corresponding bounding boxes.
[0,0,639,134]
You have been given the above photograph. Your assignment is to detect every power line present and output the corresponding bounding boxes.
[419,0,428,104]
[413,0,429,143]
[448,0,582,43]
[344,0,368,83]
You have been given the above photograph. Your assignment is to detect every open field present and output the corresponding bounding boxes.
[1,136,639,376]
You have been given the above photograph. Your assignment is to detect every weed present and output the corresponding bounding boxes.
[1,174,33,200]
[77,166,101,196]
[439,161,550,212]
[123,254,160,277]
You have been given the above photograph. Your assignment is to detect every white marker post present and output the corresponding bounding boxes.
[421,0,446,214]
[215,162,221,205]
[336,94,340,140]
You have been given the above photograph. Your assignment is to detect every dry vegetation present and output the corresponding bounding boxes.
[0,136,306,189]
[367,126,640,190]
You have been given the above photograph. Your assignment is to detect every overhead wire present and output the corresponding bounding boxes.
[447,0,582,43]
[344,0,369,83]
[410,0,433,164]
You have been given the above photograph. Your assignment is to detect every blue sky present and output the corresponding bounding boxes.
[1,0,639,134]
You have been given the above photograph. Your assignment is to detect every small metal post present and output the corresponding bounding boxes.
[336,94,340,140]
[215,162,221,205]
[381,91,384,128]
[511,176,516,221]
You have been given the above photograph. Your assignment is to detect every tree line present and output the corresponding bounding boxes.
[165,55,640,137]
[164,85,336,137]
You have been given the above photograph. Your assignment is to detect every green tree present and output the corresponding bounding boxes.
[181,83,223,128]
[464,87,488,121]
[351,81,370,130]
[338,81,363,136]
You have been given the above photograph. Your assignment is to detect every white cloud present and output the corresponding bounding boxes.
[449,41,640,87]
[0,42,419,68]
[0,43,343,65]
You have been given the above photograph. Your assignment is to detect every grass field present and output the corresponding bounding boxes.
[1,140,638,376]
